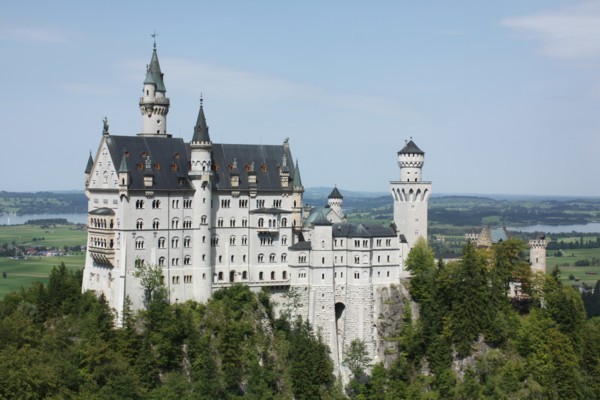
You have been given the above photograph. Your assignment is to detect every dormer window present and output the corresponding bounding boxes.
[261,164,267,172]
[137,163,143,171]
[171,163,178,172]
[154,163,161,171]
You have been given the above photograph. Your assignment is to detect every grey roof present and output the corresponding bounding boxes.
[332,223,396,238]
[292,159,303,188]
[398,140,424,155]
[118,153,129,173]
[104,135,193,191]
[211,143,297,191]
[289,241,312,251]
[490,228,508,244]
[85,152,94,173]
[305,207,332,226]
[192,102,210,142]
[89,207,115,216]
[143,47,166,92]
[328,186,343,199]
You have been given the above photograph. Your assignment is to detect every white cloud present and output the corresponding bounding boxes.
[117,57,414,118]
[0,24,70,44]
[501,2,600,60]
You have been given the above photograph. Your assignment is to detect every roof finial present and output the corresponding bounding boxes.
[200,92,203,107]
[151,31,158,49]
[102,116,109,135]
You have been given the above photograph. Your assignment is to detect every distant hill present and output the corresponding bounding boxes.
[0,191,87,215]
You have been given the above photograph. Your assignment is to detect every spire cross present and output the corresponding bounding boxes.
[200,93,203,107]
[151,31,158,48]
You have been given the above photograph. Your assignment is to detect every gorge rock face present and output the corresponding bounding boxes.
[374,283,412,367]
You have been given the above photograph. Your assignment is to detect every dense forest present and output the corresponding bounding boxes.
[2,240,600,399]
[0,191,87,215]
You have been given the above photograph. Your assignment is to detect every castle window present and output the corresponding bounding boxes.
[137,163,143,171]
[171,163,178,172]
[387,255,390,262]
[136,199,144,209]
[354,256,359,264]
[184,236,191,247]
[231,255,234,263]
[218,255,222,263]
[256,199,265,208]
[184,256,191,265]
[322,257,325,264]
[202,254,206,261]
[211,236,219,246]
[201,215,207,224]
[217,218,224,227]
[183,219,192,229]
[270,253,276,262]
[218,272,223,281]
[377,256,381,263]
[282,236,288,245]
[354,240,359,247]
[354,272,360,279]
[183,199,192,208]
[281,218,287,227]
[261,164,267,172]
[184,275,192,284]
[171,237,179,248]
[154,163,161,171]
[135,238,144,249]
[136,219,143,229]
[230,236,236,245]
[322,273,325,280]
[242,271,248,280]
[171,218,179,229]
[242,236,248,246]
[239,199,248,208]
[171,258,179,266]
[152,199,160,209]
[230,218,236,227]
[242,218,248,227]
[158,237,166,248]
[158,257,165,266]
[281,253,287,262]
[258,218,264,228]
[259,272,264,280]
[258,253,264,263]
[172,200,179,208]
[387,271,390,277]
[243,255,247,262]
[299,253,307,263]
[221,199,231,208]
[135,258,145,268]
[271,271,275,280]
[283,271,287,279]
[152,219,160,229]
[414,230,419,237]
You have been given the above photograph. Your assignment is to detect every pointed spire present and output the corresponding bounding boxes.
[398,139,424,155]
[192,96,211,142]
[328,186,343,199]
[118,152,129,173]
[292,159,303,188]
[144,40,166,92]
[85,151,94,173]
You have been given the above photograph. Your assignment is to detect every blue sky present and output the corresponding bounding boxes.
[1,1,599,196]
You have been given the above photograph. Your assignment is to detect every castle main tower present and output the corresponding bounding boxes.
[139,40,170,136]
[390,139,431,250]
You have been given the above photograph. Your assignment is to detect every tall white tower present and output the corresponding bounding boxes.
[139,41,170,136]
[327,186,344,222]
[529,236,547,274]
[189,98,213,302]
[390,139,431,249]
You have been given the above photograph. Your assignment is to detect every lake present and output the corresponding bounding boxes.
[507,222,600,234]
[0,213,87,226]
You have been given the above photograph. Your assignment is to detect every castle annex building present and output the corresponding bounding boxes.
[82,44,431,370]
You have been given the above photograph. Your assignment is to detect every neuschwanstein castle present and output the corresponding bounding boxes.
[82,43,432,369]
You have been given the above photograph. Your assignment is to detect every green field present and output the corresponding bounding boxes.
[0,224,87,248]
[0,254,85,298]
[545,247,600,286]
[0,224,87,298]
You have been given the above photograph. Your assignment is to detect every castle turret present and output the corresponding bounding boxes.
[291,159,304,235]
[529,236,547,274]
[327,186,343,221]
[390,139,431,251]
[139,40,170,136]
[189,97,213,302]
[85,151,94,187]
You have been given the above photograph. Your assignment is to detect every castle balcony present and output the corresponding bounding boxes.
[256,227,279,234]
[212,280,290,289]
[89,246,115,267]
[139,96,170,105]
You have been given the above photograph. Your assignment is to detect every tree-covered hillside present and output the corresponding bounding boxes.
[2,240,600,399]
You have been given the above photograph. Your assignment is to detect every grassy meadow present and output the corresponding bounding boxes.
[546,247,600,286]
[0,223,87,298]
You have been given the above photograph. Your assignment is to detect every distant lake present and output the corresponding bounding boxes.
[0,213,87,226]
[507,222,600,234]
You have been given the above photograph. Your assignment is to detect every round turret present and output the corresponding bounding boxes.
[398,139,425,182]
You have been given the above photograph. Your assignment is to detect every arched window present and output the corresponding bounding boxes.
[171,218,179,229]
[259,272,264,280]
[271,271,275,280]
[281,253,287,262]
[152,219,160,230]
[171,237,179,248]
[218,272,223,281]
[158,237,166,248]
[158,257,165,266]
[201,215,207,224]
[258,253,264,263]
[281,218,287,227]
[184,256,191,265]
[282,271,288,279]
[135,238,144,249]
[242,271,248,280]
[136,219,143,229]
[258,218,264,228]
[269,253,276,262]
[184,236,191,247]
[230,236,236,245]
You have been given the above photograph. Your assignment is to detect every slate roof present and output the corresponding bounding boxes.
[144,47,166,92]
[332,223,396,238]
[305,207,332,226]
[490,227,508,244]
[398,139,424,155]
[211,143,297,191]
[191,103,210,142]
[89,207,115,216]
[289,241,312,251]
[328,186,343,199]
[85,153,94,173]
[105,135,193,191]
[292,159,303,188]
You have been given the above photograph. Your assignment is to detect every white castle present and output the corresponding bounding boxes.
[82,44,431,370]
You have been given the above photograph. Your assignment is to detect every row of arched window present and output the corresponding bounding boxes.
[257,253,287,263]
[90,236,114,249]
[89,217,113,229]
[257,217,287,228]
[215,270,289,282]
